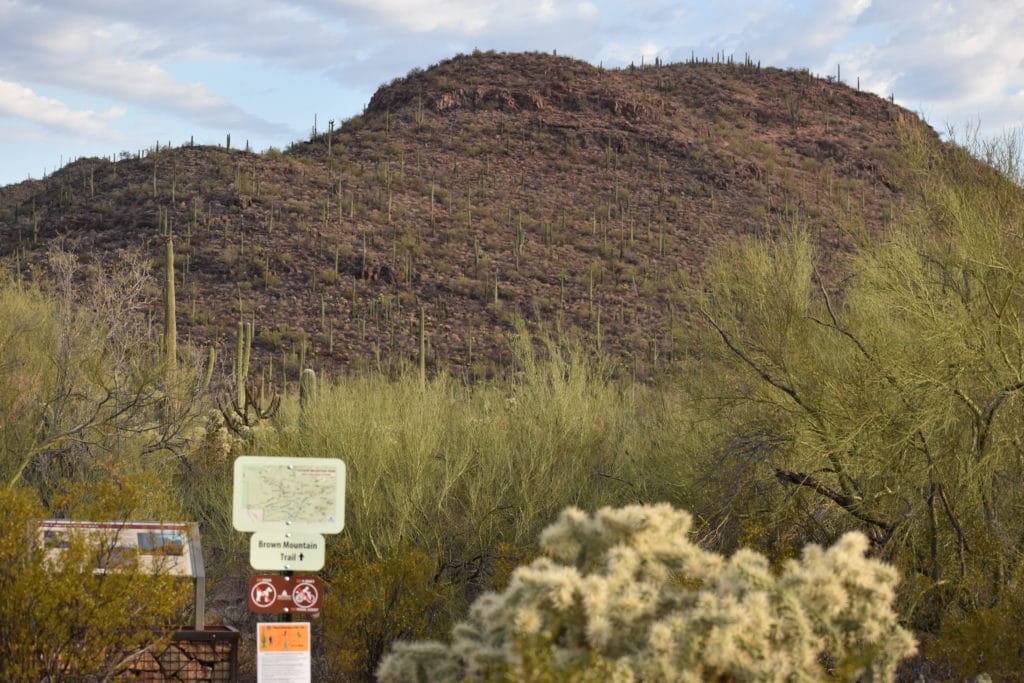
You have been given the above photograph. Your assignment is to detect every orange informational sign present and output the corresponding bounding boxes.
[258,623,310,653]
[257,622,311,682]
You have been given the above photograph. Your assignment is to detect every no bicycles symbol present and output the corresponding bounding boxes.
[248,576,324,614]
[292,583,319,610]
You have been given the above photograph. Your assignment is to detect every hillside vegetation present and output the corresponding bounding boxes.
[1,50,924,381]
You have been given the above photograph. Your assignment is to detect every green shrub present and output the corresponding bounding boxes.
[377,504,916,682]
[318,267,340,285]
[0,252,210,492]
[322,538,457,680]
[250,333,662,557]
[0,483,190,681]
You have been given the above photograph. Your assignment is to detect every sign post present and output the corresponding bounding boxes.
[233,456,346,682]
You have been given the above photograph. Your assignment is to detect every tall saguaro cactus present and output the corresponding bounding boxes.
[299,368,317,412]
[164,235,177,382]
[235,321,252,407]
[419,306,426,391]
[299,367,317,432]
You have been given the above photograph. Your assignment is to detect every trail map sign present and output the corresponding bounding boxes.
[232,456,345,534]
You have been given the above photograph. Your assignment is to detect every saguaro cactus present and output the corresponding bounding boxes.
[202,346,216,390]
[419,306,426,391]
[164,235,177,382]
[235,321,252,407]
[300,368,317,412]
[221,321,279,439]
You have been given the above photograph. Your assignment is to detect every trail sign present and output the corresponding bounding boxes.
[257,622,311,682]
[249,531,325,572]
[38,521,200,576]
[232,456,345,534]
[248,576,324,615]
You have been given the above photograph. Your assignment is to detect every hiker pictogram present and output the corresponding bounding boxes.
[248,576,324,614]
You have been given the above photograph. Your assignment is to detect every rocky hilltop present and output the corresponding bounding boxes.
[0,51,933,381]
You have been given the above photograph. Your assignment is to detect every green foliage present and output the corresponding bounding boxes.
[0,280,55,483]
[925,592,1024,680]
[0,482,190,681]
[0,251,210,493]
[377,504,916,682]
[684,125,1024,674]
[250,332,685,561]
[321,538,457,680]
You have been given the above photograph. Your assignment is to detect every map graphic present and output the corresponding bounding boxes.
[233,456,346,533]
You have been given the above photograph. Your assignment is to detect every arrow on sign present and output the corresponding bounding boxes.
[249,531,325,571]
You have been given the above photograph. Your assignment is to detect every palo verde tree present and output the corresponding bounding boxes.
[0,246,212,496]
[687,125,1024,649]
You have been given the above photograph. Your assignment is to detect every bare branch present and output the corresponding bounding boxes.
[698,308,810,413]
[774,467,895,542]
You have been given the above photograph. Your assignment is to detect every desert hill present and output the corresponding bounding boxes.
[0,50,933,382]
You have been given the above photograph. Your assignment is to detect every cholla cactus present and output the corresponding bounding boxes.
[376,504,916,682]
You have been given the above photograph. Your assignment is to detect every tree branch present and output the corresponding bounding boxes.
[698,308,811,413]
[774,467,895,542]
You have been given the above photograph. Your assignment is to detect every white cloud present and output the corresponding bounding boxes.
[0,3,285,132]
[848,0,1024,124]
[0,79,124,136]
[1,0,1023,185]
[66,57,267,128]
[328,0,498,33]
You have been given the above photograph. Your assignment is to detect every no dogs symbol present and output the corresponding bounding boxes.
[250,579,277,608]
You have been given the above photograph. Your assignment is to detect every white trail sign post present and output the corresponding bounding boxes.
[233,456,346,683]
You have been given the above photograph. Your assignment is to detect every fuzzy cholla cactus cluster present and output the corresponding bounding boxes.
[377,504,916,682]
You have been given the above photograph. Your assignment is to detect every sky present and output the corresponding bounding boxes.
[1,0,1022,187]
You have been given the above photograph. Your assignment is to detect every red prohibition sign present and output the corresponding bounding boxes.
[250,579,277,608]
[292,583,319,609]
